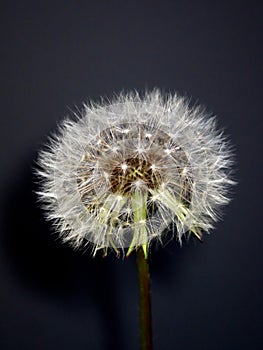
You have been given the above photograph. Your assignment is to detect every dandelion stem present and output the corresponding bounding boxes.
[136,246,153,350]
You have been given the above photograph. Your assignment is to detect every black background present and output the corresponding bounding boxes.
[0,1,262,349]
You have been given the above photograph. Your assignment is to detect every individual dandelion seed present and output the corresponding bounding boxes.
[37,90,235,258]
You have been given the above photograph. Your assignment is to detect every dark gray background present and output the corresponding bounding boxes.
[0,1,262,349]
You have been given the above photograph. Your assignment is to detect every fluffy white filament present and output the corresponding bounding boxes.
[37,90,234,256]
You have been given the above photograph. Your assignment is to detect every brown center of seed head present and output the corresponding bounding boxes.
[110,157,162,195]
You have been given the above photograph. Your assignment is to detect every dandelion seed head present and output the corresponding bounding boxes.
[37,90,235,256]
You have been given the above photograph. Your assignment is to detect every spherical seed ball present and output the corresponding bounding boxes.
[37,90,235,256]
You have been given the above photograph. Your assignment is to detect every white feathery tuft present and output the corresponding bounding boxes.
[36,90,235,257]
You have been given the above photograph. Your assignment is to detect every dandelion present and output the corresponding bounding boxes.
[37,90,235,350]
[37,90,234,258]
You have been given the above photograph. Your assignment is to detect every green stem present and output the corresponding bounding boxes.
[136,246,153,350]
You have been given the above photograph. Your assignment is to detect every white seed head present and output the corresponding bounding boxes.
[36,90,235,256]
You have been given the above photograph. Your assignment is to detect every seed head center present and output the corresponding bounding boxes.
[110,157,161,195]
